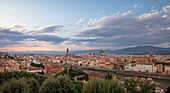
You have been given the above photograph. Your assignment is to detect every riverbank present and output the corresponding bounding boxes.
[82,68,116,73]
[82,68,170,86]
[117,71,170,80]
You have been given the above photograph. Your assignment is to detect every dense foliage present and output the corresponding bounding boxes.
[155,62,170,66]
[39,75,75,93]
[0,70,159,93]
[0,71,46,86]
[166,86,170,93]
[0,78,30,93]
[82,79,126,93]
[124,78,155,93]
[56,68,89,81]
[73,81,84,93]
[21,78,40,93]
[30,62,44,69]
[105,73,112,80]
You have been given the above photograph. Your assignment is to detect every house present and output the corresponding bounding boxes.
[156,64,163,73]
[154,84,167,93]
[164,65,170,74]
[27,66,44,73]
[125,63,156,73]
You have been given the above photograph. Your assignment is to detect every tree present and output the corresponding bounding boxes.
[30,62,44,69]
[105,73,112,80]
[166,86,170,93]
[73,81,84,93]
[82,79,126,93]
[0,78,30,93]
[20,78,40,93]
[124,78,155,93]
[0,71,46,86]
[39,75,75,93]
[84,73,89,81]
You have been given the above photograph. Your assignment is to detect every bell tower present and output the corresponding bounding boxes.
[149,48,152,63]
[150,48,152,57]
[66,48,69,57]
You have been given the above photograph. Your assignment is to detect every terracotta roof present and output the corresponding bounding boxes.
[28,66,43,71]
[74,75,85,78]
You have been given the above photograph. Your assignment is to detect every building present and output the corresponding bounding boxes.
[99,49,105,56]
[45,63,65,75]
[125,63,156,73]
[0,67,5,72]
[131,56,149,63]
[164,65,170,74]
[27,66,44,73]
[98,62,114,69]
[66,48,69,57]
[156,64,163,73]
[119,77,166,93]
[89,50,95,57]
[131,48,153,63]
[0,63,5,72]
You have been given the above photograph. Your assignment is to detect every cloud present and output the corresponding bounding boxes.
[1,5,170,51]
[133,3,142,8]
[133,4,139,8]
[137,11,161,20]
[75,17,86,25]
[75,6,170,49]
[76,19,83,25]
[163,5,170,12]
[38,24,63,33]
[0,25,67,48]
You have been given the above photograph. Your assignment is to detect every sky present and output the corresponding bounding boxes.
[0,0,170,52]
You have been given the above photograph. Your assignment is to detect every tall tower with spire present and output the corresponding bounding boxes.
[66,48,69,57]
[149,48,152,63]
[150,48,152,57]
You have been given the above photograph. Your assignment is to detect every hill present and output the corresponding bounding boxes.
[6,46,170,55]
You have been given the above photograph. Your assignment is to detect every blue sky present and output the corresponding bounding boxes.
[0,0,170,51]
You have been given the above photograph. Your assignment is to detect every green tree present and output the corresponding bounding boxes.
[0,78,30,93]
[20,78,40,93]
[82,79,126,93]
[166,86,170,93]
[84,73,89,81]
[73,81,84,93]
[0,71,46,86]
[105,73,112,80]
[124,78,155,93]
[39,75,75,93]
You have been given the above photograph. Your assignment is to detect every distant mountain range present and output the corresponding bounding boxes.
[2,46,170,55]
[111,46,170,55]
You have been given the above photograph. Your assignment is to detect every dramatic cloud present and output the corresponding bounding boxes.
[0,5,170,51]
[75,5,170,49]
[0,25,67,48]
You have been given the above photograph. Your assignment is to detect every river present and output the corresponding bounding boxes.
[83,70,170,86]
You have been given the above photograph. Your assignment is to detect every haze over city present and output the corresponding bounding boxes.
[0,0,170,52]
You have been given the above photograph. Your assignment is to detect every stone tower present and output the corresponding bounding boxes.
[66,48,69,57]
[150,48,152,57]
[149,48,152,63]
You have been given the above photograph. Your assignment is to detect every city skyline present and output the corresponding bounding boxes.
[0,0,170,52]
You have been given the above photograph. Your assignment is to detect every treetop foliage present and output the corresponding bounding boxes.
[82,79,126,93]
